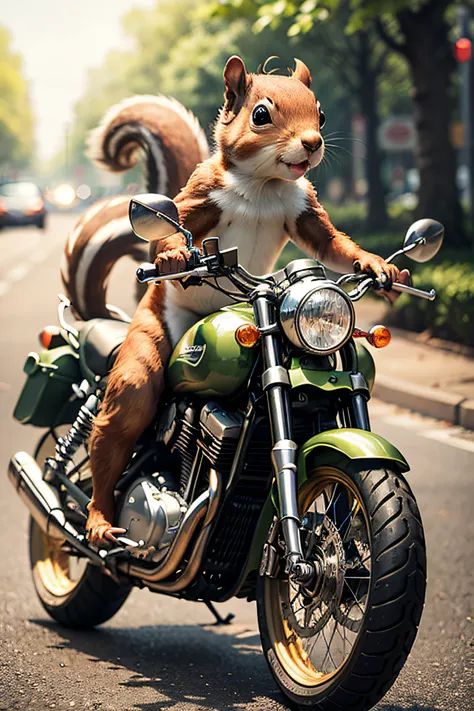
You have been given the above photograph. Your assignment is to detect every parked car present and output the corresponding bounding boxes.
[0,181,47,229]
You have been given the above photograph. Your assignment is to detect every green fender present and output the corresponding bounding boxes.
[298,428,409,484]
[240,428,409,591]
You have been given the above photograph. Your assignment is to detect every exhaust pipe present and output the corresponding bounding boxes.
[147,468,223,593]
[9,451,222,590]
[8,452,104,566]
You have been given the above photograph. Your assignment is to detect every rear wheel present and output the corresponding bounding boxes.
[29,431,130,628]
[29,518,130,628]
[257,465,426,710]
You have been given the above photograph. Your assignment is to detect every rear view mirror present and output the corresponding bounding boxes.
[129,194,181,242]
[403,219,444,263]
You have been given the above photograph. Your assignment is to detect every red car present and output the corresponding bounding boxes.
[0,181,47,229]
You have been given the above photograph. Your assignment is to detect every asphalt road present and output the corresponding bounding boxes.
[0,214,473,711]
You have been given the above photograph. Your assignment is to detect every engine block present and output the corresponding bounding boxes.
[117,472,187,562]
[198,402,244,474]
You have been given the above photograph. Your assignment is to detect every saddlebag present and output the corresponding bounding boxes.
[13,345,81,427]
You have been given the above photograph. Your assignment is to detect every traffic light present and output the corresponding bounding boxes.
[454,37,472,63]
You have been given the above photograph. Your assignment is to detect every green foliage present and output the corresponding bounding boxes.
[0,26,34,170]
[277,231,474,347]
[65,0,385,194]
[213,0,435,39]
[276,196,474,347]
[388,260,474,346]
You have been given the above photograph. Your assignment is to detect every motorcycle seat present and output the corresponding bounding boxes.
[78,318,129,377]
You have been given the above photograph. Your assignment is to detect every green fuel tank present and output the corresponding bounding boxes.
[167,303,258,398]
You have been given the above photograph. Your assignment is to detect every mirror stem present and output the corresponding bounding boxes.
[385,241,420,264]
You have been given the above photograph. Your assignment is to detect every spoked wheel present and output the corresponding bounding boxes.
[257,465,426,711]
[31,518,88,597]
[29,430,131,628]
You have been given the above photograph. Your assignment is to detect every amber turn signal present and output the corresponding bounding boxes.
[353,324,391,348]
[39,326,56,349]
[235,323,261,348]
[367,325,391,348]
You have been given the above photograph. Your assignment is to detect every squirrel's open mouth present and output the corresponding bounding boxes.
[282,160,309,177]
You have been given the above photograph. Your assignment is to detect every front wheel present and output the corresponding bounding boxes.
[257,465,426,711]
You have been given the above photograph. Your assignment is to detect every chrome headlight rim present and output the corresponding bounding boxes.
[294,282,355,355]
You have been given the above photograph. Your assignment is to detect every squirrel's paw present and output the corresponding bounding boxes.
[86,505,126,548]
[154,246,189,275]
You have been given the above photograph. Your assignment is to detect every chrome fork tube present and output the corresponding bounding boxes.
[252,287,312,582]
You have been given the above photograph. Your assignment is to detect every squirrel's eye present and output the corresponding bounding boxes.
[319,109,326,128]
[252,105,272,126]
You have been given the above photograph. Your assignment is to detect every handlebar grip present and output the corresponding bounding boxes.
[391,282,436,301]
[136,262,160,283]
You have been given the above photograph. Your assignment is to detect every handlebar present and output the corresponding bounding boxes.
[346,274,436,302]
[136,262,211,283]
[135,264,161,282]
[390,282,436,301]
[135,241,437,304]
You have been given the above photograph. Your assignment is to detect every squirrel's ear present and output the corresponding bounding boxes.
[293,58,312,88]
[222,56,250,124]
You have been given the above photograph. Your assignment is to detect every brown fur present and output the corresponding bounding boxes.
[86,57,402,545]
[216,60,323,174]
[87,283,170,542]
[89,99,205,196]
[62,198,144,319]
[64,96,208,321]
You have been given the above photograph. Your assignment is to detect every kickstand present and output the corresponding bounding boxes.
[204,601,235,626]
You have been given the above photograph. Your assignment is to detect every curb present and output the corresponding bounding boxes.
[459,400,474,430]
[373,375,471,429]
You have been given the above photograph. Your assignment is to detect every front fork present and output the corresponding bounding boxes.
[252,288,372,585]
[252,287,314,583]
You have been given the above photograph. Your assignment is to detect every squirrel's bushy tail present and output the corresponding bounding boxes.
[86,95,209,196]
[61,95,208,320]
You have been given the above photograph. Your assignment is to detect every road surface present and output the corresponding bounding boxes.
[0,215,473,711]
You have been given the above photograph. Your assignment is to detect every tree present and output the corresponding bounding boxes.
[226,0,471,244]
[0,26,34,172]
[63,0,410,222]
[297,10,391,230]
[375,1,469,245]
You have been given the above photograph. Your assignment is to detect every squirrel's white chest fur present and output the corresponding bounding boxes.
[165,169,311,345]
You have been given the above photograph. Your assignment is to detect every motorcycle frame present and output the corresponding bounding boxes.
[18,294,409,599]
[10,261,412,600]
[208,285,410,594]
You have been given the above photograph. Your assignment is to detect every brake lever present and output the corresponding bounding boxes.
[347,276,374,302]
[136,262,210,284]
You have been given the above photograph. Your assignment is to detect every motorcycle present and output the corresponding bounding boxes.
[9,195,443,711]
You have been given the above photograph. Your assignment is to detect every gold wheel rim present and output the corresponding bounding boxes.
[31,432,90,598]
[31,520,87,597]
[265,467,372,687]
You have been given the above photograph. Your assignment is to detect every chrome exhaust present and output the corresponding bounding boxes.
[121,469,223,590]
[8,452,103,566]
[9,451,222,590]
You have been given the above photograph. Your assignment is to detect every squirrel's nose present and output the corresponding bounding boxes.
[301,132,323,153]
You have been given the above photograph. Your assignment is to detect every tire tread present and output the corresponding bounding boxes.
[257,466,427,711]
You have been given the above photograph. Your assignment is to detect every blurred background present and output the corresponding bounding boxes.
[1,0,473,345]
[1,5,474,710]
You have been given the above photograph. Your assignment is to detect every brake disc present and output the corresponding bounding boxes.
[282,518,346,637]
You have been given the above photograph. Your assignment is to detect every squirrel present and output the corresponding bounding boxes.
[62,56,407,546]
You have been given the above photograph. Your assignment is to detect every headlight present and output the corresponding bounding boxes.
[280,279,355,354]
